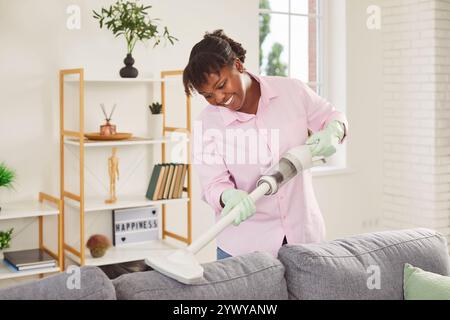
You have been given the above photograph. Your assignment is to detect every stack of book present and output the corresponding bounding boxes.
[3,249,57,272]
[146,163,188,201]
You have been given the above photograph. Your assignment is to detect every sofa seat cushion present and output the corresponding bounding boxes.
[0,266,116,300]
[278,228,450,300]
[113,252,288,300]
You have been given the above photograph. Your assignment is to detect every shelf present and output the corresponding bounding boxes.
[64,136,189,148]
[0,200,59,221]
[65,195,189,212]
[59,68,192,267]
[0,261,60,280]
[82,240,177,266]
[64,77,165,83]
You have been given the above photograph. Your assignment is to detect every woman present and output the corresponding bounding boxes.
[183,30,348,260]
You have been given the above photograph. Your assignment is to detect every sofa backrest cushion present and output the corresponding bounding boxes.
[0,266,116,300]
[278,228,450,300]
[113,252,288,300]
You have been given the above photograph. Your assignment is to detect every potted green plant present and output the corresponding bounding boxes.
[93,0,178,78]
[0,162,16,213]
[149,102,163,139]
[149,102,162,115]
[0,228,13,259]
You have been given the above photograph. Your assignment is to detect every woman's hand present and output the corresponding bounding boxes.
[220,188,256,226]
[306,120,345,158]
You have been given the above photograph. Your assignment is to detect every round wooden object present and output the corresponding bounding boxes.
[84,133,133,141]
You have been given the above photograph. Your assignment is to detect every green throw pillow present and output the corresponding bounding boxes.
[403,263,450,300]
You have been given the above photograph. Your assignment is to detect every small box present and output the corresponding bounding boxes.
[112,206,159,247]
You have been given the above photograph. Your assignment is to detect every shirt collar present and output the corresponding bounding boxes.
[218,71,278,127]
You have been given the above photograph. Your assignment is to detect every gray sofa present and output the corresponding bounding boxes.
[1,228,449,300]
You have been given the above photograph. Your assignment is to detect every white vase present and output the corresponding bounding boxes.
[149,114,163,139]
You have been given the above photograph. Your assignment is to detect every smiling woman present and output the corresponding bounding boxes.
[183,30,261,115]
[183,30,246,96]
[184,29,349,261]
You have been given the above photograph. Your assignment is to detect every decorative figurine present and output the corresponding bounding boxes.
[100,103,117,136]
[105,147,119,204]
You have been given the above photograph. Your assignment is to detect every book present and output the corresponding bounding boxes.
[168,164,180,199]
[3,258,56,272]
[156,164,170,200]
[145,164,162,200]
[163,164,175,199]
[175,164,185,198]
[176,164,187,198]
[153,164,166,200]
[10,261,56,271]
[3,249,57,271]
[173,164,181,199]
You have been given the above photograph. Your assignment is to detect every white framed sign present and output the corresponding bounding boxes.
[112,206,159,247]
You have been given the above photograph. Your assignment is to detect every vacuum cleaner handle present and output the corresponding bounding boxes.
[187,182,271,254]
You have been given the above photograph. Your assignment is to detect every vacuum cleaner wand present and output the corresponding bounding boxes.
[145,145,325,284]
[187,182,272,254]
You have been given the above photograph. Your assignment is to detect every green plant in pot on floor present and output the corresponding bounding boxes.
[0,162,16,213]
[93,0,178,78]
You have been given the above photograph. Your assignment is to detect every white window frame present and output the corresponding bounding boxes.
[317,0,349,174]
[258,0,323,94]
[259,0,350,175]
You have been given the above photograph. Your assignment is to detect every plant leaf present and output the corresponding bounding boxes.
[92,0,178,50]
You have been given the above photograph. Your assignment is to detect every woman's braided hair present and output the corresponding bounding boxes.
[183,30,247,97]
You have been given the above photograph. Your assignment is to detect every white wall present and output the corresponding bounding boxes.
[381,0,450,247]
[313,0,384,240]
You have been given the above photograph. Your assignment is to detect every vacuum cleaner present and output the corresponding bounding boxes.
[145,144,326,284]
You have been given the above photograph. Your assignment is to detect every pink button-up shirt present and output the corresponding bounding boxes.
[191,72,348,257]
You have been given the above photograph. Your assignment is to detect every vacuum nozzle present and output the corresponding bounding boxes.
[145,249,204,285]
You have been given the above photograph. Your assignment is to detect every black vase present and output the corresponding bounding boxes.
[119,53,138,78]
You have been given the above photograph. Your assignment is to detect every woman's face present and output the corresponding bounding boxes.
[197,60,247,112]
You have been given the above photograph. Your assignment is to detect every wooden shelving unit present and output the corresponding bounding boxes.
[65,195,190,213]
[0,192,63,280]
[59,68,193,267]
[64,77,166,83]
[64,136,188,148]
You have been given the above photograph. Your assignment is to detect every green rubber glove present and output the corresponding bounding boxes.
[220,188,256,226]
[306,120,345,158]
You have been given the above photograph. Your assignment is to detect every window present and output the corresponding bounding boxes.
[259,0,322,94]
[260,0,348,173]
